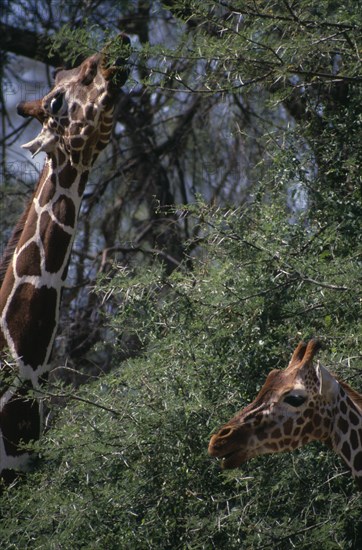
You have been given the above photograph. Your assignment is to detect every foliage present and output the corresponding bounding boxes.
[1,198,361,548]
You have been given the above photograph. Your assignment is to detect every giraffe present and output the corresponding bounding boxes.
[0,35,129,483]
[208,339,362,490]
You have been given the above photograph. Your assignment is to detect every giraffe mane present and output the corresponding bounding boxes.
[0,165,47,286]
[0,198,32,285]
[337,378,362,412]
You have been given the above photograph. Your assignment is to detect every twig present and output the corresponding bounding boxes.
[257,519,330,549]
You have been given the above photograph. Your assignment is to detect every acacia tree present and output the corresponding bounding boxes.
[0,204,361,547]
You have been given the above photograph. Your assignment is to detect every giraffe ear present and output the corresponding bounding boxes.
[315,361,338,398]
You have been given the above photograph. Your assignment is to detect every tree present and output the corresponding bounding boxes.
[1,200,361,547]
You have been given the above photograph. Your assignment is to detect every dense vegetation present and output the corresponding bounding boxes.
[1,1,361,548]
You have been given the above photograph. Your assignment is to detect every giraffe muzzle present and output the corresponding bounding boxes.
[17,99,46,122]
[208,425,250,468]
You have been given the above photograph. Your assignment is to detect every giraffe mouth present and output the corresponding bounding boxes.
[208,439,249,469]
[220,450,249,469]
[208,426,251,469]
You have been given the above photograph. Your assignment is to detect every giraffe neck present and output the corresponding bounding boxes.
[0,152,90,382]
[0,151,92,478]
[328,387,362,489]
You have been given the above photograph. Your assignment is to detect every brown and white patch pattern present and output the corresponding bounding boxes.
[0,38,129,480]
[208,340,362,490]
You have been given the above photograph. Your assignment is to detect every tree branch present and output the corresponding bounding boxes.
[1,23,68,67]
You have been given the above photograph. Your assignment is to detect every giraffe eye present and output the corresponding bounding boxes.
[283,394,307,407]
[49,93,66,115]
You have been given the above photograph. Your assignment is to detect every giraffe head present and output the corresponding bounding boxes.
[17,34,130,168]
[208,339,340,468]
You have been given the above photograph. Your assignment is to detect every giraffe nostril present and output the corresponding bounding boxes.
[219,427,234,439]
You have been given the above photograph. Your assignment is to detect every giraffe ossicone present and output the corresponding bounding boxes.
[208,339,362,490]
[0,34,129,483]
